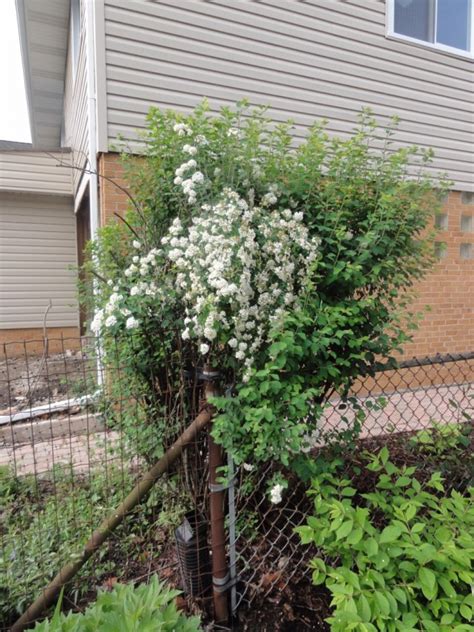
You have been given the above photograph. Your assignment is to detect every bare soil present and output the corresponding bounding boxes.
[0,351,91,411]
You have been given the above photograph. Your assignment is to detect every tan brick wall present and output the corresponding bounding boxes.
[0,327,81,359]
[404,191,474,358]
[98,155,474,357]
[98,152,130,225]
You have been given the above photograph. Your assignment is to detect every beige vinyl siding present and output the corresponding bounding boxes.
[103,0,474,191]
[63,0,89,194]
[0,192,78,329]
[0,151,72,195]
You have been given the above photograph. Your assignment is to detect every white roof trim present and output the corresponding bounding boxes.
[15,0,70,149]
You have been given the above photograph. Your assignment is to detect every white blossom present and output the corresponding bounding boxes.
[90,310,104,334]
[173,122,192,136]
[191,171,204,184]
[132,240,141,249]
[105,315,117,328]
[270,483,284,504]
[183,144,198,155]
[200,343,210,355]
[126,316,140,329]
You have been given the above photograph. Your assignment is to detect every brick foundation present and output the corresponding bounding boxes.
[0,327,81,359]
[97,152,474,358]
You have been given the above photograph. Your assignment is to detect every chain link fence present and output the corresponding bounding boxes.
[230,352,474,629]
[1,337,473,630]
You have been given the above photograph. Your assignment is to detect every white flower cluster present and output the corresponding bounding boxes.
[164,189,319,379]
[91,289,127,334]
[92,247,166,334]
[173,122,192,137]
[174,159,204,205]
[270,483,284,504]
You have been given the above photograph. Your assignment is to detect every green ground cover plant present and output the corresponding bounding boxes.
[0,464,186,626]
[31,576,201,632]
[297,448,474,631]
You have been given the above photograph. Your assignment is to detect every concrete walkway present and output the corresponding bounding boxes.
[0,382,472,476]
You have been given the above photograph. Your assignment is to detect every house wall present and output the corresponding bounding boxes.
[101,0,473,191]
[0,192,79,345]
[405,191,474,357]
[98,152,129,225]
[63,0,90,196]
[0,151,72,195]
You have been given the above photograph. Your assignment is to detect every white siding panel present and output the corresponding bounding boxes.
[0,192,78,329]
[103,0,474,191]
[63,0,89,195]
[0,151,72,195]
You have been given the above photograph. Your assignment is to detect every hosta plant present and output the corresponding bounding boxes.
[297,448,474,631]
[32,576,201,632]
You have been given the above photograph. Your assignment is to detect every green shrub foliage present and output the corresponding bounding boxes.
[87,100,446,465]
[32,576,201,631]
[297,449,474,631]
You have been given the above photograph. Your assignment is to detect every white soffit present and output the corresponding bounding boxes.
[16,0,70,148]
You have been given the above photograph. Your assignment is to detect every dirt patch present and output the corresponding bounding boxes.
[0,351,93,411]
[235,578,331,631]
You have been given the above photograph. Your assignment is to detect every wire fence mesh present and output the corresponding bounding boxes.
[230,352,474,629]
[0,337,473,630]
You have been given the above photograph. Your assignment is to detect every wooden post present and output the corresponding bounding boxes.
[204,369,229,624]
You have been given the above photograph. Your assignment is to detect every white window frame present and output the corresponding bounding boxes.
[386,0,474,59]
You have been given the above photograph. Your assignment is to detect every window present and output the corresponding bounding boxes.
[388,0,473,56]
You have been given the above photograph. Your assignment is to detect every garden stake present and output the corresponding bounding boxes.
[204,368,230,625]
[11,406,213,632]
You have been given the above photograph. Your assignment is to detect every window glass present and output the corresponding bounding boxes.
[394,0,435,42]
[437,0,471,51]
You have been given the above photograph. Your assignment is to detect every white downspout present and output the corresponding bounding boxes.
[85,0,99,239]
[85,0,103,385]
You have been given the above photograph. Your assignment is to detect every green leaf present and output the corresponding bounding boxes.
[296,525,314,545]
[438,577,456,599]
[434,527,451,544]
[374,591,390,617]
[336,520,354,541]
[365,538,378,557]
[418,567,437,600]
[440,614,455,625]
[379,525,402,544]
[357,594,371,621]
[346,527,363,545]
[392,588,407,605]
[459,605,472,621]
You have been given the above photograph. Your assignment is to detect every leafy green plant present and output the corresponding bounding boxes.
[409,422,471,456]
[0,464,187,625]
[297,448,474,631]
[86,100,447,466]
[32,576,201,631]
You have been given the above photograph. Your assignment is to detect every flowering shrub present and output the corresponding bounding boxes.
[87,100,445,466]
